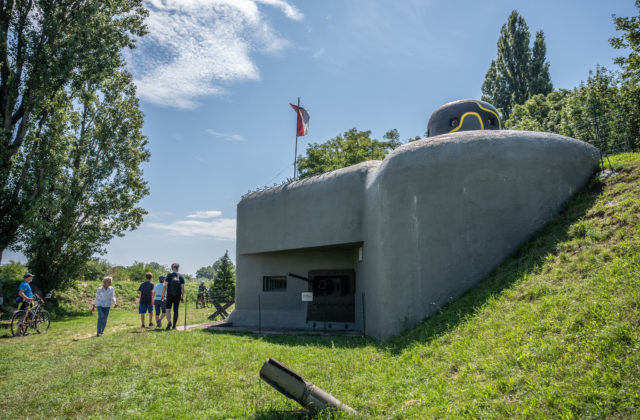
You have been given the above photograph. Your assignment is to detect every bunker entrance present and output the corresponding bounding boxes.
[306,269,355,323]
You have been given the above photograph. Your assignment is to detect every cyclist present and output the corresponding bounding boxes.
[16,273,35,310]
[197,280,208,306]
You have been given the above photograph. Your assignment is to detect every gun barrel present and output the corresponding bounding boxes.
[259,358,357,415]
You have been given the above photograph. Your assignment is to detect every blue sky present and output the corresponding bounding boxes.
[5,0,638,275]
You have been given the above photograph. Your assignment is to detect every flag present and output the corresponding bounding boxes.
[290,103,310,136]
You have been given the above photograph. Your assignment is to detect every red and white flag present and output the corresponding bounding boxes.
[290,103,310,136]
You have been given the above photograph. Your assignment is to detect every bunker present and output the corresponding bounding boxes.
[229,101,600,340]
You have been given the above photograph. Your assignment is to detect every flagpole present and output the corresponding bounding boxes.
[293,97,300,179]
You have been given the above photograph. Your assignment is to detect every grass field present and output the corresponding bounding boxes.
[1,153,639,419]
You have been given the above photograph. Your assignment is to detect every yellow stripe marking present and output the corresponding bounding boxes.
[475,101,502,129]
[449,112,484,133]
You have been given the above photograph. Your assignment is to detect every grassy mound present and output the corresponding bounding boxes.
[0,153,638,418]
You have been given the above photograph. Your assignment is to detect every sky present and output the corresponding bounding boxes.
[4,0,638,275]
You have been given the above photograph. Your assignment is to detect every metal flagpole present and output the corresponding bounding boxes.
[293,97,300,179]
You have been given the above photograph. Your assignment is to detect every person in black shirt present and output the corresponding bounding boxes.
[162,262,184,330]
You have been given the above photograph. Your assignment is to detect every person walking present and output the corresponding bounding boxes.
[138,272,155,328]
[153,276,167,328]
[91,277,117,336]
[162,263,184,330]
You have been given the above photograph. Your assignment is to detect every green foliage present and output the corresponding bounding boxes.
[196,265,215,280]
[0,261,27,309]
[610,0,640,80]
[482,10,553,119]
[296,128,402,179]
[79,259,110,282]
[211,250,235,299]
[19,69,149,292]
[507,66,639,152]
[0,0,148,258]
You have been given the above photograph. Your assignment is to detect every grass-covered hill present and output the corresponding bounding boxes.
[1,153,639,419]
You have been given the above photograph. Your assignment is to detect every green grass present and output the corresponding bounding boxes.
[1,153,640,419]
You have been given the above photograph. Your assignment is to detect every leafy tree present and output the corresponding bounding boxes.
[0,0,148,263]
[508,67,637,153]
[610,1,640,80]
[211,251,235,299]
[296,128,402,179]
[80,258,110,282]
[482,10,552,119]
[507,90,569,132]
[21,70,149,292]
[196,265,215,281]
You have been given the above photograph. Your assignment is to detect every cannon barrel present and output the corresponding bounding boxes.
[259,358,357,415]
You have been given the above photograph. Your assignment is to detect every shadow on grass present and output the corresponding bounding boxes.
[206,328,373,349]
[253,409,312,419]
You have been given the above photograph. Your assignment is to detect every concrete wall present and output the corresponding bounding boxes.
[233,130,600,340]
[232,246,363,331]
[361,131,600,339]
[236,161,378,254]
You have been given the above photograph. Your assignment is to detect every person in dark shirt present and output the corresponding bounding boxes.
[138,272,155,328]
[162,263,184,330]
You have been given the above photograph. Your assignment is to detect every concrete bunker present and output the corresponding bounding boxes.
[230,101,601,340]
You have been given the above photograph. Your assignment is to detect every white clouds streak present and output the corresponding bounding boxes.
[205,129,247,141]
[187,210,223,219]
[149,210,235,239]
[129,0,303,109]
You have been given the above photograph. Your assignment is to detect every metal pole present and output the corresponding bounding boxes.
[362,292,366,336]
[293,97,300,179]
[258,294,262,334]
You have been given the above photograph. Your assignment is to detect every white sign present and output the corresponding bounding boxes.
[301,292,313,302]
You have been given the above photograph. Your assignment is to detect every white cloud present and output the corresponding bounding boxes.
[129,0,303,109]
[148,218,236,240]
[205,129,247,141]
[187,210,223,219]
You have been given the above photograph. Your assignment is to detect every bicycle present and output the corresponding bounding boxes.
[11,294,51,336]
[195,292,212,309]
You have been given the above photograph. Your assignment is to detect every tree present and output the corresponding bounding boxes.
[20,69,149,292]
[610,1,640,80]
[296,128,402,179]
[482,10,552,119]
[0,0,148,263]
[507,90,569,133]
[196,265,215,281]
[211,251,235,299]
[507,66,637,153]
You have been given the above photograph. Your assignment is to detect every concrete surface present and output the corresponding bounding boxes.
[231,130,600,340]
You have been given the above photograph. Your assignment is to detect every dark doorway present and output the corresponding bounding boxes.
[306,269,355,323]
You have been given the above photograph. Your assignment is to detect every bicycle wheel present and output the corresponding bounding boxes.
[195,298,202,309]
[11,310,27,336]
[205,299,212,308]
[34,310,50,333]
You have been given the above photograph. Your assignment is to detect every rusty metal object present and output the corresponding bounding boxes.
[259,358,357,415]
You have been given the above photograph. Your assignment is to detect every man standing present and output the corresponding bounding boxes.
[17,273,35,310]
[162,263,184,330]
[138,272,155,328]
